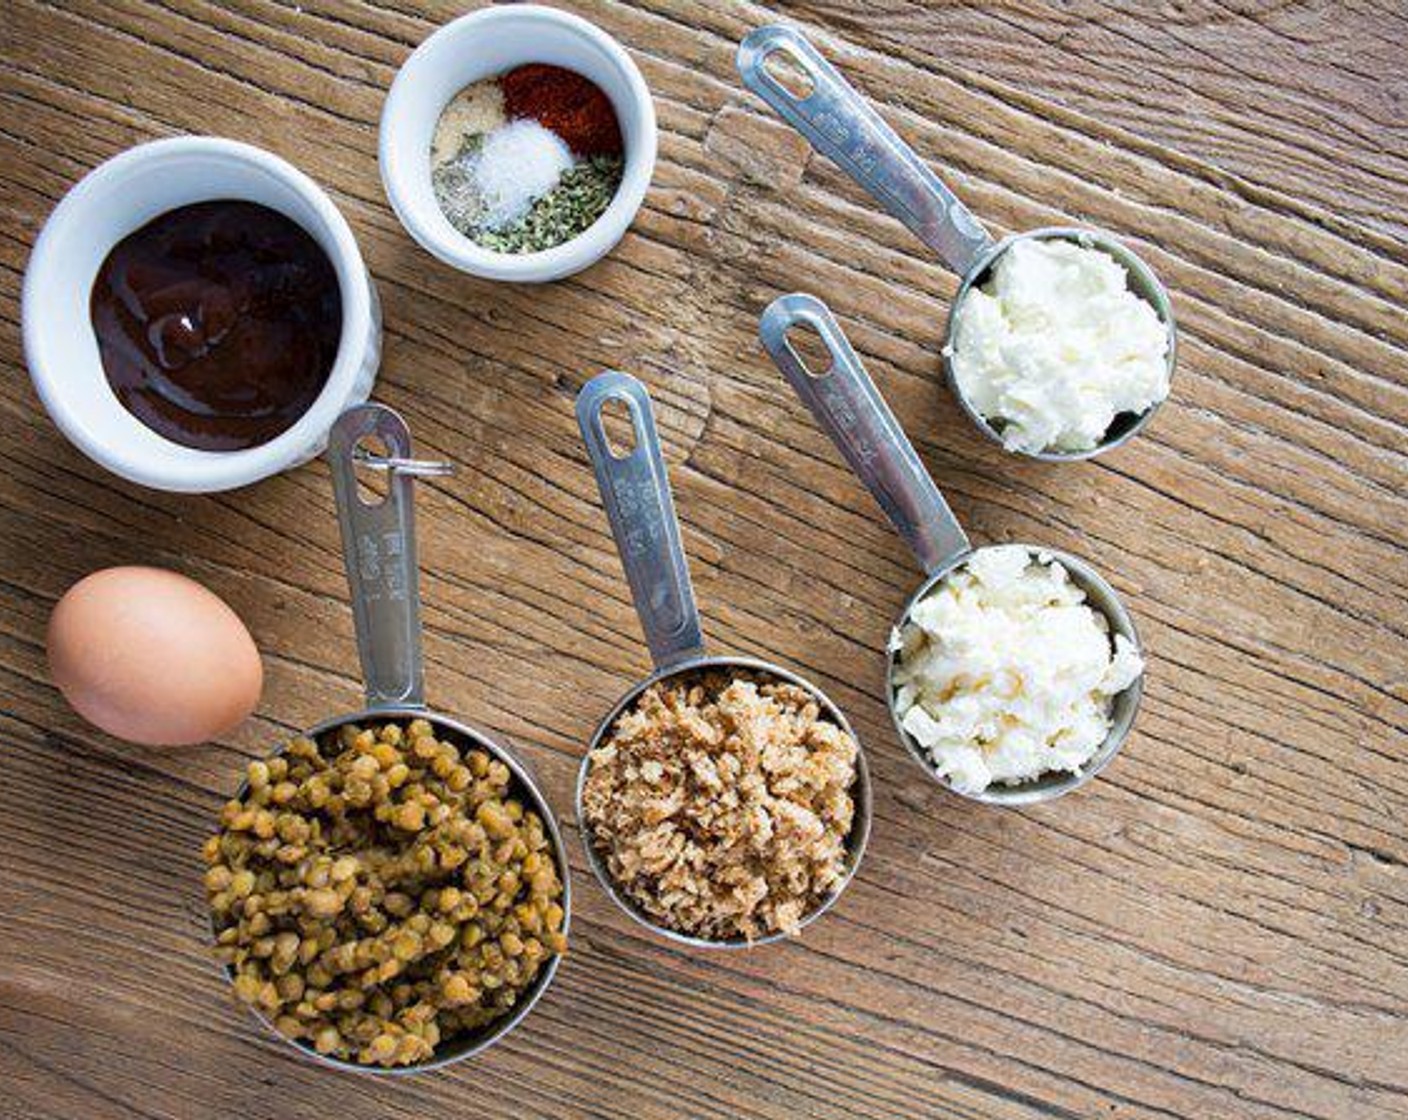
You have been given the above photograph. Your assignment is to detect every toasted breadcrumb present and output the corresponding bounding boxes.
[582,671,859,941]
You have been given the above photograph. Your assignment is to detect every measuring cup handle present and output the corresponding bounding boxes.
[577,372,707,672]
[737,24,993,276]
[327,403,428,710]
[760,293,970,575]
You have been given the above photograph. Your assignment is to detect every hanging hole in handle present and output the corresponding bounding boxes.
[762,46,814,100]
[353,434,392,506]
[784,322,834,379]
[599,396,638,460]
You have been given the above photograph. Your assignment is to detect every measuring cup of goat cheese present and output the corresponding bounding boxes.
[760,294,1145,804]
[204,403,570,1072]
[575,371,871,947]
[738,26,1177,461]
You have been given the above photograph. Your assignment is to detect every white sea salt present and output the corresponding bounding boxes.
[458,119,573,231]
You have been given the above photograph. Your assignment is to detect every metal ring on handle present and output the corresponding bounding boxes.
[327,403,428,710]
[353,447,457,478]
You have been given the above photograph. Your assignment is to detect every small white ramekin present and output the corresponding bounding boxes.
[380,5,657,283]
[23,136,381,493]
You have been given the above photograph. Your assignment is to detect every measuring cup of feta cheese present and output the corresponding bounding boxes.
[760,294,1145,803]
[738,26,1177,460]
[575,371,871,946]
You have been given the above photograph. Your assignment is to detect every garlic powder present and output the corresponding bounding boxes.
[431,79,506,167]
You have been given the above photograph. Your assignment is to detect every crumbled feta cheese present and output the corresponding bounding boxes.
[949,238,1170,454]
[892,545,1143,794]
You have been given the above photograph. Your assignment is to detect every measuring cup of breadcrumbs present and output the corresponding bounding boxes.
[738,25,1178,461]
[760,294,1145,804]
[574,371,871,948]
[207,403,570,1073]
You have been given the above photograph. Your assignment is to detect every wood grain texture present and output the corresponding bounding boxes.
[1,2,1404,1118]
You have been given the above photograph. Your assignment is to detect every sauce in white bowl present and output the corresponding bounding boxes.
[23,136,381,493]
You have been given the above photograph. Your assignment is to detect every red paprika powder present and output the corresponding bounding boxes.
[500,63,624,158]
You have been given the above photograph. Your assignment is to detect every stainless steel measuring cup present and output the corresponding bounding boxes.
[214,402,570,1074]
[760,294,1144,804]
[737,25,1178,461]
[573,370,871,948]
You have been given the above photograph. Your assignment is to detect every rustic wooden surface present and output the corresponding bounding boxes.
[2,2,1405,1117]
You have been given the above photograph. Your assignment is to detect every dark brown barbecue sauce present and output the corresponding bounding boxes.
[90,200,342,451]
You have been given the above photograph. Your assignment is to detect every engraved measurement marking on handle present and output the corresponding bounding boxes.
[804,109,918,225]
[328,402,428,710]
[816,377,879,467]
[811,109,849,148]
[355,532,409,602]
[611,475,663,560]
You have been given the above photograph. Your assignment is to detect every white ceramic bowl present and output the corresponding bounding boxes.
[23,136,381,493]
[380,5,657,283]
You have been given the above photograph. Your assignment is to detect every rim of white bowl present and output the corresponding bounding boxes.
[379,5,657,283]
[22,136,377,493]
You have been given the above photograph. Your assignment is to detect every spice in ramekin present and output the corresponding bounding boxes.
[431,64,625,254]
[501,64,623,157]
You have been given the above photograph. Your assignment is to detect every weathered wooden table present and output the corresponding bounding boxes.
[2,3,1405,1117]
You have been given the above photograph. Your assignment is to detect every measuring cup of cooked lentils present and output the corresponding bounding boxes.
[761,294,1145,804]
[574,372,871,948]
[739,26,1177,460]
[204,404,569,1071]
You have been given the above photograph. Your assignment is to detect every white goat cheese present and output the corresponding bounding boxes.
[891,545,1143,794]
[948,238,1170,454]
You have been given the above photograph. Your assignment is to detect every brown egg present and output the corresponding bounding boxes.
[47,566,263,746]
